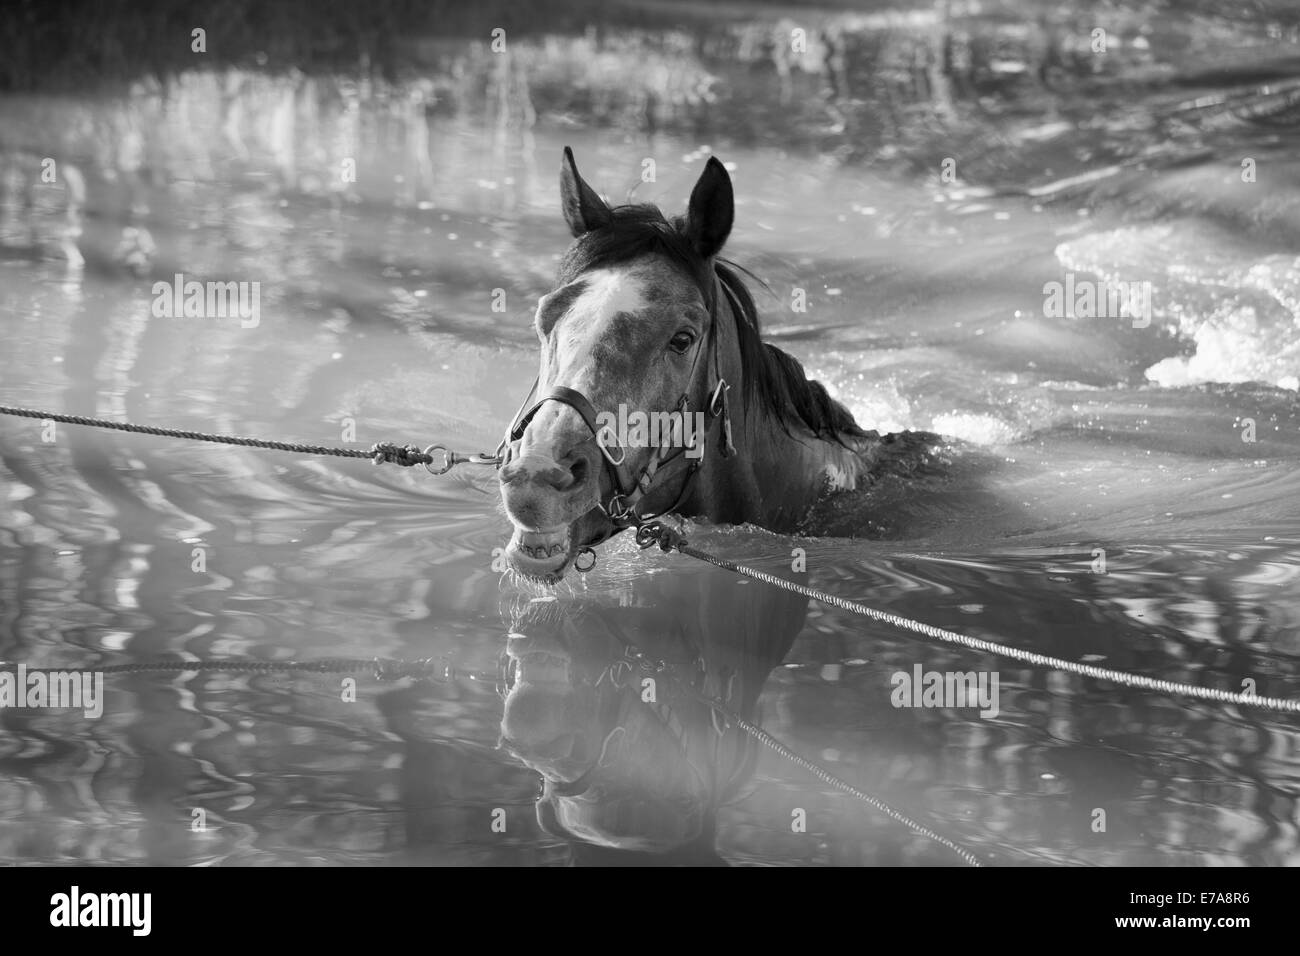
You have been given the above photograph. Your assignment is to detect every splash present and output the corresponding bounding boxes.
[930,412,1020,446]
[1056,223,1300,391]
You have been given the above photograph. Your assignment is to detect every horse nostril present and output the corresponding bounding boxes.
[500,450,593,495]
[503,454,576,493]
[538,457,578,492]
[568,455,589,489]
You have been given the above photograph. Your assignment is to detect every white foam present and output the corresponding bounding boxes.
[1055,224,1300,391]
[931,412,1019,446]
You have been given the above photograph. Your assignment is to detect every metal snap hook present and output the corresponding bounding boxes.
[423,445,502,474]
[595,425,626,466]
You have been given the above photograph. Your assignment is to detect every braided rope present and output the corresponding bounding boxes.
[0,406,432,466]
[630,524,1300,863]
[671,541,1300,714]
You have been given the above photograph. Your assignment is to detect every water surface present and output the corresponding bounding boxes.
[1,0,1299,865]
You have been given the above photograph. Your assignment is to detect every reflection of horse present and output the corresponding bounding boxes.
[498,563,809,864]
[498,148,946,582]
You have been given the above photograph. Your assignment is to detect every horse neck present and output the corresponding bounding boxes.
[735,398,868,529]
[690,279,869,532]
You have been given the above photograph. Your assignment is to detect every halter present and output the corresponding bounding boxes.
[498,275,739,549]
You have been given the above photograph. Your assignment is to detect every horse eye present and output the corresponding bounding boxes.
[668,331,695,354]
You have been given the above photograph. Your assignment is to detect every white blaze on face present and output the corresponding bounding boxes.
[576,268,650,322]
[554,269,651,378]
[507,269,658,582]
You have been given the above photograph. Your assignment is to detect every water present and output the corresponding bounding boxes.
[1,1,1299,865]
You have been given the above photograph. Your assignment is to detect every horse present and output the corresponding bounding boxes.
[498,147,944,581]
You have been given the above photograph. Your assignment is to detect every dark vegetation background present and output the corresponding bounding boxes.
[4,0,1298,92]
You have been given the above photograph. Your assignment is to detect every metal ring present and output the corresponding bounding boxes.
[574,547,597,573]
[604,493,633,520]
[423,444,454,475]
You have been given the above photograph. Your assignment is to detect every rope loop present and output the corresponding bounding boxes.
[369,441,433,467]
[635,521,687,553]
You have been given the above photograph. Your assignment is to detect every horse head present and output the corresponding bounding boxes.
[497,148,742,582]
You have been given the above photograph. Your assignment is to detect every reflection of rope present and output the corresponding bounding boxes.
[634,523,1300,715]
[618,644,985,867]
[0,657,502,685]
[719,702,986,868]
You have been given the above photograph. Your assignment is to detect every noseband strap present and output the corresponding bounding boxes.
[509,384,640,498]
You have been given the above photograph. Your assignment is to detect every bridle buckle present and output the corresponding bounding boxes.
[708,379,735,458]
[708,379,729,417]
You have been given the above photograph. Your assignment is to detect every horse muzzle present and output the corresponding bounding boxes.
[499,448,611,582]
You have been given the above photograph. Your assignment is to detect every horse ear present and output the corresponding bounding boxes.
[684,157,733,259]
[560,147,612,237]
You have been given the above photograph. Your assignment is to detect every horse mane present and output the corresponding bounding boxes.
[557,204,867,444]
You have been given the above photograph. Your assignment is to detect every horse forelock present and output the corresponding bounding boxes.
[557,204,865,443]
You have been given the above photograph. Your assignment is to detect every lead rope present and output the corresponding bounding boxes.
[634,523,1300,715]
[0,405,500,472]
